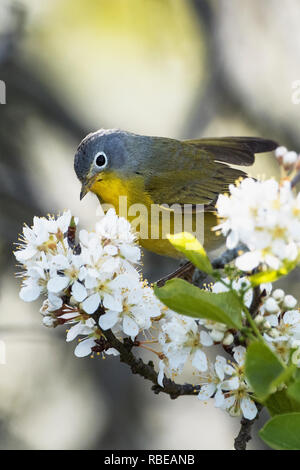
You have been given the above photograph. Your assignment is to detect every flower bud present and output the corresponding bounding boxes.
[272,289,285,302]
[275,146,287,159]
[209,329,225,343]
[264,297,280,314]
[283,295,297,310]
[283,151,298,167]
[270,328,280,338]
[222,333,234,346]
[254,314,264,325]
[292,348,300,366]
[43,316,56,328]
[291,339,300,349]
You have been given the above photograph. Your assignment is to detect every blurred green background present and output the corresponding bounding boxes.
[0,0,300,450]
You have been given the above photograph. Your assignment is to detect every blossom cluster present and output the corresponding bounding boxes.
[15,209,161,357]
[215,146,300,272]
[157,312,258,419]
[197,346,257,420]
[253,288,300,365]
[199,276,300,363]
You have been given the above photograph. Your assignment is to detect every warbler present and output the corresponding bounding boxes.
[74,129,277,258]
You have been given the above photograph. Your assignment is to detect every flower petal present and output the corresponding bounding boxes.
[72,281,87,303]
[123,316,139,338]
[215,356,226,381]
[99,311,119,330]
[74,338,96,357]
[200,330,213,347]
[192,349,208,372]
[81,293,100,314]
[241,397,258,420]
[105,348,119,356]
[20,284,41,302]
[47,275,69,293]
[198,383,216,401]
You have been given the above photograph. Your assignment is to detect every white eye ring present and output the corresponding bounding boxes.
[94,151,108,169]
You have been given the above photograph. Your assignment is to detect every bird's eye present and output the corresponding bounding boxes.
[94,152,108,169]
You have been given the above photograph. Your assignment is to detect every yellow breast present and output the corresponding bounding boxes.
[90,171,152,212]
[90,171,223,258]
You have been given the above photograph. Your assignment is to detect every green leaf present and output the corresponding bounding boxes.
[259,413,300,449]
[154,278,242,329]
[245,341,285,400]
[287,380,300,404]
[265,389,300,416]
[271,363,296,389]
[167,232,213,273]
[250,259,298,286]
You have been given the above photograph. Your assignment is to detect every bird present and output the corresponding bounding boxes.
[74,129,277,258]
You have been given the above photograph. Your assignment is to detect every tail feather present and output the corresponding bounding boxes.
[185,137,278,166]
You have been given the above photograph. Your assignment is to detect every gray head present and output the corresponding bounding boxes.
[74,128,147,199]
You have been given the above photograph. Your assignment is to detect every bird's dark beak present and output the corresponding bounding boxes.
[80,181,90,200]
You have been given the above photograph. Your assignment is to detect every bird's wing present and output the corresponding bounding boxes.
[144,137,277,208]
[183,136,278,166]
[145,165,245,208]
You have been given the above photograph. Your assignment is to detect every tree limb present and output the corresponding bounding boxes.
[157,243,247,288]
[234,404,262,450]
[291,170,300,188]
[104,330,200,399]
[234,416,256,450]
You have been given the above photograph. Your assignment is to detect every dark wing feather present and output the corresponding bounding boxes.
[184,137,278,166]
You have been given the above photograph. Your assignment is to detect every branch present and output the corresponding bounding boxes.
[249,285,264,318]
[291,170,300,188]
[157,243,247,288]
[156,261,194,287]
[234,404,262,450]
[234,417,256,450]
[104,329,200,399]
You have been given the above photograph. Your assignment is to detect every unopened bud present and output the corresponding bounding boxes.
[272,289,285,302]
[222,333,234,346]
[283,295,297,310]
[275,146,288,159]
[283,151,298,167]
[292,348,300,366]
[43,316,56,328]
[254,314,264,325]
[209,330,225,343]
[270,328,280,338]
[265,297,280,314]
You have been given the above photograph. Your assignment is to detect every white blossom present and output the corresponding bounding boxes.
[158,313,213,379]
[214,347,257,420]
[215,178,300,272]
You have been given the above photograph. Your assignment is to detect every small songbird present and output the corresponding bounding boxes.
[74,129,277,258]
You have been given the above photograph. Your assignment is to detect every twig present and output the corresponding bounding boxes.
[104,329,200,399]
[291,171,300,188]
[234,404,263,450]
[157,243,247,288]
[234,417,256,450]
[211,243,247,269]
[156,261,194,287]
[249,286,264,317]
